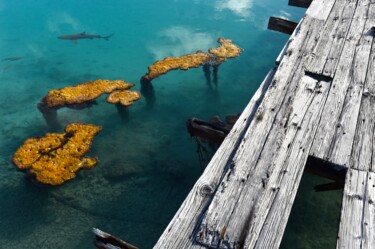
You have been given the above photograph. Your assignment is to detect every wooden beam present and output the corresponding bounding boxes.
[288,0,313,8]
[305,0,364,78]
[268,17,298,35]
[336,170,375,249]
[195,16,328,248]
[276,21,302,65]
[309,0,373,168]
[153,67,277,249]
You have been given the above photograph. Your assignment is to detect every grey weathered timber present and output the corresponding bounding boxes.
[276,21,302,65]
[350,26,375,172]
[196,15,326,248]
[306,0,358,77]
[267,17,298,35]
[304,0,336,21]
[310,0,373,168]
[153,0,375,248]
[243,76,331,249]
[288,0,312,8]
[362,171,375,249]
[153,68,276,249]
[336,169,375,249]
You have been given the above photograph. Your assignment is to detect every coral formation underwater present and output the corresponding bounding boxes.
[106,90,141,107]
[39,79,136,109]
[12,123,102,185]
[141,38,243,81]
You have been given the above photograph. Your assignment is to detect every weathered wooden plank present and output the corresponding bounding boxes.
[362,171,375,249]
[276,21,302,65]
[337,169,367,249]
[349,12,375,172]
[305,0,336,21]
[336,169,375,248]
[306,0,358,77]
[243,76,331,249]
[195,16,326,248]
[350,94,375,172]
[288,0,313,8]
[310,0,373,168]
[267,17,298,35]
[153,67,277,249]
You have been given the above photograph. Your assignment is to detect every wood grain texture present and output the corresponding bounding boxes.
[153,0,375,248]
[153,68,276,249]
[276,21,302,65]
[362,171,375,249]
[195,16,326,248]
[244,76,331,249]
[305,0,336,20]
[310,0,373,168]
[336,170,375,249]
[350,24,375,172]
[306,0,358,77]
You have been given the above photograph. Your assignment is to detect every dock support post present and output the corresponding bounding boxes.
[288,0,313,8]
[267,17,298,35]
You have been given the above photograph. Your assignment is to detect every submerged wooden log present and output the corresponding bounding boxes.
[268,17,298,35]
[93,228,138,249]
[186,117,230,144]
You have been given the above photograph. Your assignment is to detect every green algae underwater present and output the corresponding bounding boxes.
[0,0,341,248]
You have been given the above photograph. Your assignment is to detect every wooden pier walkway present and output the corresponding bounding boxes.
[153,0,375,248]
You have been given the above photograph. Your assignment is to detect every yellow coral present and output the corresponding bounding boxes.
[12,123,101,185]
[209,38,243,59]
[106,90,141,107]
[41,79,135,109]
[143,51,210,80]
[141,38,243,81]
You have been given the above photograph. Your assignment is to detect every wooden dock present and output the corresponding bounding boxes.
[153,0,375,248]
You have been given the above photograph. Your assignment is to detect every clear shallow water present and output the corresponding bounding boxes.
[0,1,325,248]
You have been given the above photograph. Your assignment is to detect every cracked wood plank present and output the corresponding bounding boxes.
[244,76,331,249]
[195,16,326,249]
[310,0,373,168]
[306,0,358,77]
[305,0,336,21]
[350,21,375,172]
[276,21,302,65]
[336,170,375,249]
[153,67,276,249]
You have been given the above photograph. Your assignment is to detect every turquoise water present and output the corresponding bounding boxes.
[0,1,309,248]
[281,173,343,249]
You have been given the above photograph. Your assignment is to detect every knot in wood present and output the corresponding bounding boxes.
[199,183,215,197]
